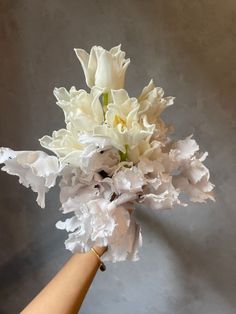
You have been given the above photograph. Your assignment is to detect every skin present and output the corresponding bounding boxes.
[20,246,107,314]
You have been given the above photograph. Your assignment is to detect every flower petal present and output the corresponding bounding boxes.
[0,149,60,208]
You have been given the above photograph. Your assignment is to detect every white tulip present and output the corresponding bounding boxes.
[94,89,155,157]
[54,86,104,132]
[39,127,82,160]
[74,45,130,91]
[138,79,175,123]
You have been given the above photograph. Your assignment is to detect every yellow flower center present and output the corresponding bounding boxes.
[114,115,126,128]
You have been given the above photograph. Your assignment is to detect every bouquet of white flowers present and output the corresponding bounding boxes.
[0,45,214,262]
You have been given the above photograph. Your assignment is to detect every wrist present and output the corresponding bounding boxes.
[92,245,107,257]
[90,246,107,272]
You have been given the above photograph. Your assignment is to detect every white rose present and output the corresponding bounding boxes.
[74,45,130,91]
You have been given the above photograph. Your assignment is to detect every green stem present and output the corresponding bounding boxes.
[102,93,109,107]
[119,144,129,162]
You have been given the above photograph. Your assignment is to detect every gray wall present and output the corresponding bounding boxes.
[0,1,236,313]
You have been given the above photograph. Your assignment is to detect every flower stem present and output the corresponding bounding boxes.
[119,144,129,161]
[102,93,109,107]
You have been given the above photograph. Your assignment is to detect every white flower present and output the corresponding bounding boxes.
[169,135,199,163]
[68,133,119,173]
[113,166,145,194]
[56,199,117,251]
[56,169,142,262]
[59,166,136,212]
[0,148,60,208]
[59,178,101,210]
[56,196,142,262]
[40,127,119,175]
[137,80,174,144]
[94,89,155,157]
[138,141,173,178]
[40,86,106,166]
[138,79,174,123]
[127,139,152,164]
[138,161,181,210]
[39,127,83,164]
[74,45,130,91]
[173,153,215,203]
[54,86,104,132]
[139,188,180,210]
[103,210,142,262]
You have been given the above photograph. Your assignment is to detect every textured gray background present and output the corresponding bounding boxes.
[0,1,236,313]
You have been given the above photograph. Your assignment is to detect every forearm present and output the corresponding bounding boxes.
[21,246,106,314]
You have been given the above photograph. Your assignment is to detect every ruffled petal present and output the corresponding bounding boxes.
[0,148,60,208]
